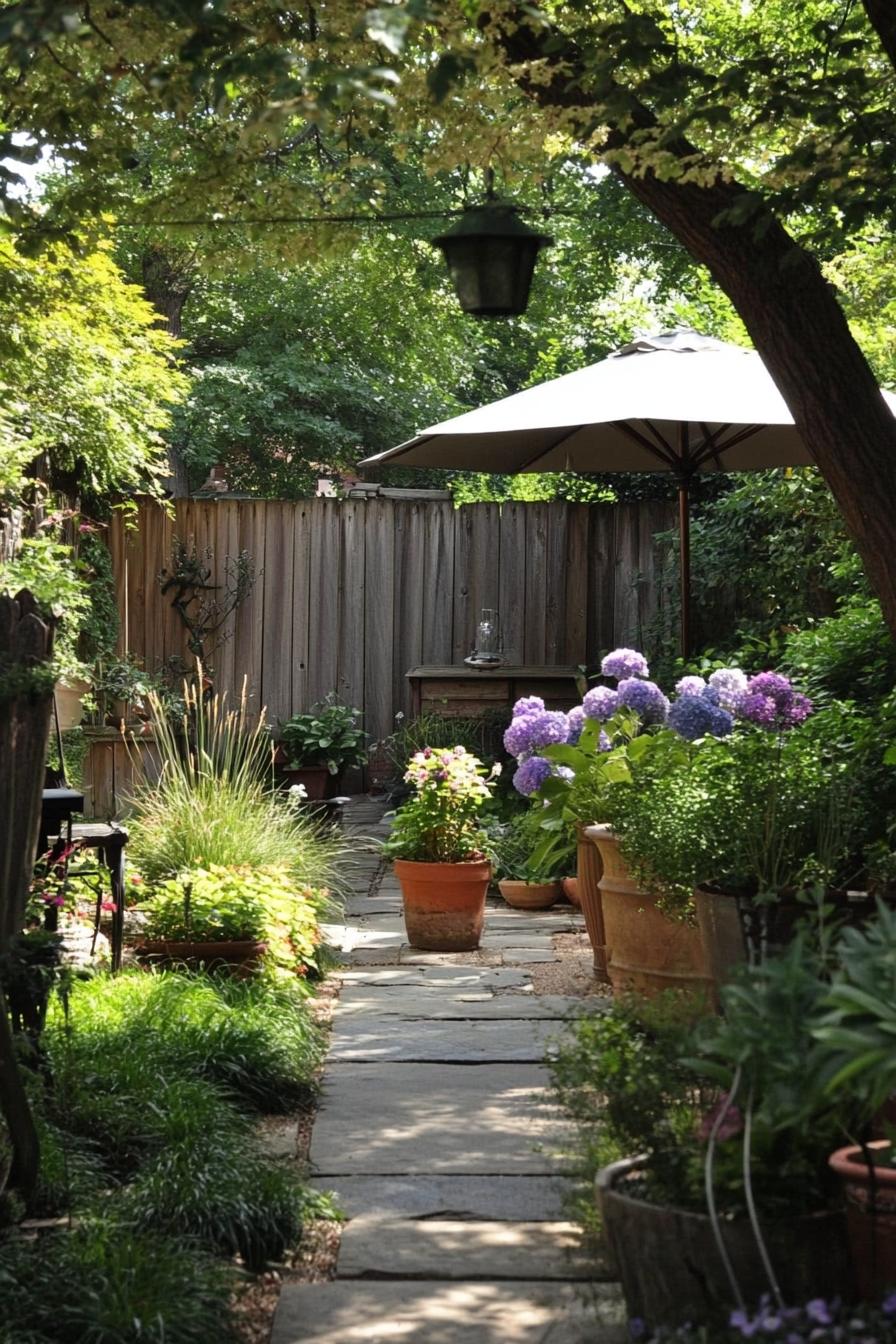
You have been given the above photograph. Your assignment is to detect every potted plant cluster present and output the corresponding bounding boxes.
[136,863,325,976]
[383,746,497,951]
[491,807,570,909]
[278,693,367,799]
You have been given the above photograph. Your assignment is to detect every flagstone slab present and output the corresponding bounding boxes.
[309,1174,570,1221]
[310,1063,570,1174]
[328,1017,568,1063]
[334,988,583,1020]
[272,1281,626,1344]
[399,948,505,967]
[336,1220,602,1281]
[339,965,532,990]
[502,949,559,964]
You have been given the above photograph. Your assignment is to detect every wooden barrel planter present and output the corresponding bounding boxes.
[81,726,165,818]
[597,1156,854,1326]
[576,822,609,982]
[584,825,711,1001]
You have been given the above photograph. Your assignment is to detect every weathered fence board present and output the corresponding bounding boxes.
[108,497,675,748]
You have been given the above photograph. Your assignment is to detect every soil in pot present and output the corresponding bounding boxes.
[576,822,609,982]
[598,1156,854,1326]
[586,825,711,1001]
[394,859,491,952]
[829,1139,896,1300]
[498,879,560,910]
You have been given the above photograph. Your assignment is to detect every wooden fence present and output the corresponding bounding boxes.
[109,497,676,747]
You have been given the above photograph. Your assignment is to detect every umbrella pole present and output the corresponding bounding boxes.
[678,476,692,659]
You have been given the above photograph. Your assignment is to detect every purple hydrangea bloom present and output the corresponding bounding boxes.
[707,705,734,737]
[882,1291,896,1316]
[582,685,619,721]
[601,647,649,680]
[709,667,749,711]
[512,755,552,796]
[503,713,537,757]
[513,695,545,717]
[599,730,612,751]
[675,675,706,697]
[738,671,814,729]
[555,765,574,782]
[805,1302,832,1327]
[566,705,585,744]
[617,677,669,726]
[527,709,570,749]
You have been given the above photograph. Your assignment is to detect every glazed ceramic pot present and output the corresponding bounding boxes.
[585,824,711,1000]
[394,858,491,951]
[498,879,561,910]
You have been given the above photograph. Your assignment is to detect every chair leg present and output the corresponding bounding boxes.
[109,842,126,973]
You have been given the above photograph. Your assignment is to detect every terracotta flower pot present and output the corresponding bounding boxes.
[829,1139,896,1300]
[136,939,268,978]
[498,879,561,910]
[279,765,338,799]
[585,825,712,1001]
[598,1156,853,1326]
[561,876,581,907]
[576,822,609,982]
[394,858,491,951]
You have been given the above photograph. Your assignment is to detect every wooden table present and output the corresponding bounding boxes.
[406,665,587,719]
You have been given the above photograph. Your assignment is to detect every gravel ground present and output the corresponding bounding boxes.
[525,931,609,998]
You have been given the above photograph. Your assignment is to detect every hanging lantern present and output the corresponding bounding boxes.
[432,201,553,317]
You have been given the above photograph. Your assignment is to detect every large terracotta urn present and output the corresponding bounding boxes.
[584,825,712,1000]
[576,822,610,982]
[393,859,491,952]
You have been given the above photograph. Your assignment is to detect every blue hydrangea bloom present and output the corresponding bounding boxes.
[701,684,721,706]
[527,709,569,749]
[582,685,619,721]
[669,695,733,740]
[566,705,585,744]
[601,647,649,680]
[503,713,537,757]
[512,755,552,796]
[617,677,669,726]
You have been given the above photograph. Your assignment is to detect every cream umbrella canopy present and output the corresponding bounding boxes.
[361,328,896,654]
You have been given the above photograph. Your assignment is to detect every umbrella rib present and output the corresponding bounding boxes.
[514,425,587,471]
[611,421,680,470]
[692,424,764,470]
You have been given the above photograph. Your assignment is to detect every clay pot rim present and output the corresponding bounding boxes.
[393,858,491,874]
[498,878,562,891]
[598,1155,840,1225]
[829,1139,896,1183]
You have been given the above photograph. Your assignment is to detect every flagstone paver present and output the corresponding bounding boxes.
[273,797,623,1344]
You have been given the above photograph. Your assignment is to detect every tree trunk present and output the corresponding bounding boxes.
[614,167,896,639]
[142,245,194,496]
[0,591,56,1202]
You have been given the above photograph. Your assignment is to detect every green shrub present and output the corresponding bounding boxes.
[45,972,323,1134]
[0,1220,238,1343]
[489,806,574,881]
[140,864,326,974]
[128,682,350,897]
[125,1128,306,1269]
[280,693,367,773]
[782,596,896,706]
[373,709,512,793]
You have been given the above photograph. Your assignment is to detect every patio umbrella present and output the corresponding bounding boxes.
[361,327,896,654]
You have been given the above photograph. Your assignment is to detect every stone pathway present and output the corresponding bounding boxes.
[273,797,623,1344]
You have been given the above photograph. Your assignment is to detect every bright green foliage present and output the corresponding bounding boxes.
[489,806,572,881]
[783,597,896,707]
[128,682,350,894]
[45,972,323,1123]
[142,865,327,975]
[0,237,183,497]
[0,1219,239,1344]
[280,694,367,773]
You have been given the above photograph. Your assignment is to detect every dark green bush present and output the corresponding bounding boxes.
[0,1220,238,1343]
[782,596,896,705]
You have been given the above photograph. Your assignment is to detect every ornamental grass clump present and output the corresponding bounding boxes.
[128,678,350,897]
[383,746,497,862]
